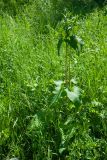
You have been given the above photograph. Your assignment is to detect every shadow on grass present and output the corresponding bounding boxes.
[51,0,106,28]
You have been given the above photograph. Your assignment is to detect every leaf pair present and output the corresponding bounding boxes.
[51,80,82,106]
[57,35,84,56]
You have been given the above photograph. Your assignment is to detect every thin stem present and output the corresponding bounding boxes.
[65,41,70,86]
[65,42,68,85]
[68,51,71,87]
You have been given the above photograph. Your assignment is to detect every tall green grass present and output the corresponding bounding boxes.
[0,1,107,159]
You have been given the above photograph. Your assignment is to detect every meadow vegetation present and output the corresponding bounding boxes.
[0,0,107,159]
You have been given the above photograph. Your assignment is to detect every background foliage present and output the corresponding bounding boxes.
[0,0,107,159]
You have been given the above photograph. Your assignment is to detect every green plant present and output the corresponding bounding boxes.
[57,13,84,86]
[0,1,107,160]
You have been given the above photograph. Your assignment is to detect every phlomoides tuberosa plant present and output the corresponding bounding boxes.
[57,13,84,86]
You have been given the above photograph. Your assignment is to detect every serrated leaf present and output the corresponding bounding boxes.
[65,86,81,104]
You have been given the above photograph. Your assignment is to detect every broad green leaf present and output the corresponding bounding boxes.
[10,158,19,160]
[71,78,77,84]
[50,89,62,106]
[65,86,81,104]
[50,80,63,106]
[69,35,78,50]
[75,36,84,46]
[54,80,63,87]
[65,88,79,102]
[59,148,66,154]
[53,80,63,94]
[66,35,84,51]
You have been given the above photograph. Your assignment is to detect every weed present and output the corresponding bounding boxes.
[0,1,107,160]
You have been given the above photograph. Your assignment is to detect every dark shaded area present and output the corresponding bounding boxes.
[0,0,29,15]
[0,0,106,22]
[51,0,107,28]
[95,0,106,6]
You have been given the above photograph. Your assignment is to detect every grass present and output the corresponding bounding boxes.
[0,1,107,159]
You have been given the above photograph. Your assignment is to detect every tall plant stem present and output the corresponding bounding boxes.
[65,42,69,86]
[68,52,71,87]
[65,42,67,85]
